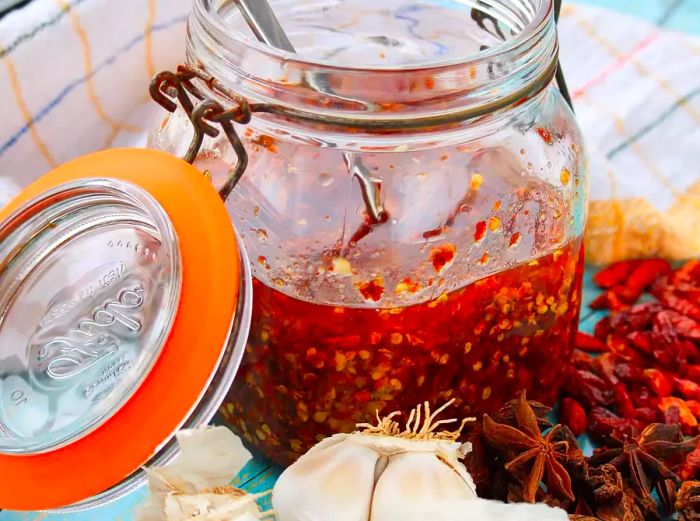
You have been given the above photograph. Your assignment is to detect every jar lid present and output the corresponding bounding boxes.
[0,149,249,511]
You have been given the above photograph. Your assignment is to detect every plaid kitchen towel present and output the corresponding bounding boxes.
[0,0,699,264]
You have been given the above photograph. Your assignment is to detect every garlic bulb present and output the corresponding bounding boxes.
[273,400,477,521]
[137,427,273,521]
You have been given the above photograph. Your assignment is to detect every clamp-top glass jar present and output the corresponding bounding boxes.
[150,0,588,465]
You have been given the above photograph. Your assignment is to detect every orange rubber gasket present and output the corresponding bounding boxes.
[0,148,240,511]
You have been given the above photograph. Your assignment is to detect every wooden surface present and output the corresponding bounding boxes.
[0,269,602,520]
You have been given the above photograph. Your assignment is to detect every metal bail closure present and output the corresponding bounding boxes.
[0,149,251,512]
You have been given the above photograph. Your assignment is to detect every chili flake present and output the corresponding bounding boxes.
[537,127,554,144]
[251,134,278,153]
[509,232,522,248]
[429,243,457,273]
[474,221,487,242]
[395,277,420,294]
[357,276,385,301]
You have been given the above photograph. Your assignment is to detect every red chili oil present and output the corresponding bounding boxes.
[221,238,584,465]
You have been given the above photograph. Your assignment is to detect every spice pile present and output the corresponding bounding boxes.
[465,258,700,520]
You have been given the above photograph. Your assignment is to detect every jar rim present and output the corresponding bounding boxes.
[194,0,554,73]
[187,0,559,130]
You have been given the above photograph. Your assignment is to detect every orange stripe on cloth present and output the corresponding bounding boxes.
[55,0,143,143]
[1,51,57,167]
[145,0,157,78]
[569,7,700,124]
[572,31,660,99]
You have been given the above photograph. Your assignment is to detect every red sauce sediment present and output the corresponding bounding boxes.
[221,237,584,464]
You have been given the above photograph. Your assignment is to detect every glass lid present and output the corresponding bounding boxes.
[0,178,182,454]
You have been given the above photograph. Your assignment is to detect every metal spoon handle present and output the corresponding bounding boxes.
[233,0,296,53]
[232,0,387,228]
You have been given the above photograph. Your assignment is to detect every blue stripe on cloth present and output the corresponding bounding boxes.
[0,0,91,60]
[0,14,187,159]
[606,84,700,159]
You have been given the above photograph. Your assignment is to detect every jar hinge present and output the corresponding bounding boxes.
[149,65,253,202]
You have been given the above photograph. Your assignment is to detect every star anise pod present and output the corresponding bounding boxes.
[676,481,700,521]
[590,423,699,498]
[483,391,575,503]
[491,395,553,430]
[586,464,641,521]
[655,479,676,514]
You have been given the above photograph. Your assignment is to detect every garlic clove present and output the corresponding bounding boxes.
[137,427,253,521]
[404,498,569,520]
[273,435,381,521]
[149,427,252,494]
[369,451,477,521]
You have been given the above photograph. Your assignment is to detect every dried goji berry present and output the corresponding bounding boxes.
[643,368,673,397]
[673,259,700,285]
[685,365,700,381]
[613,383,637,419]
[652,311,686,369]
[560,397,588,437]
[575,331,608,353]
[634,407,661,423]
[571,349,595,369]
[610,302,662,332]
[629,384,655,408]
[675,377,700,401]
[589,292,611,310]
[591,353,619,385]
[680,340,700,363]
[661,294,700,322]
[659,397,698,433]
[680,442,700,480]
[628,331,654,355]
[687,400,700,419]
[663,310,700,340]
[625,258,672,296]
[650,274,671,299]
[593,260,639,289]
[670,282,700,301]
[564,367,615,407]
[607,334,643,364]
[614,361,645,384]
[605,290,627,311]
[594,316,612,340]
[587,406,642,443]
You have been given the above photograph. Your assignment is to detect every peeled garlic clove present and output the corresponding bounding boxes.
[152,427,252,493]
[370,451,477,521]
[273,434,381,521]
[137,427,253,521]
[407,498,569,520]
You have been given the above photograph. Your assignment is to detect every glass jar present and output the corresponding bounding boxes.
[150,0,588,465]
